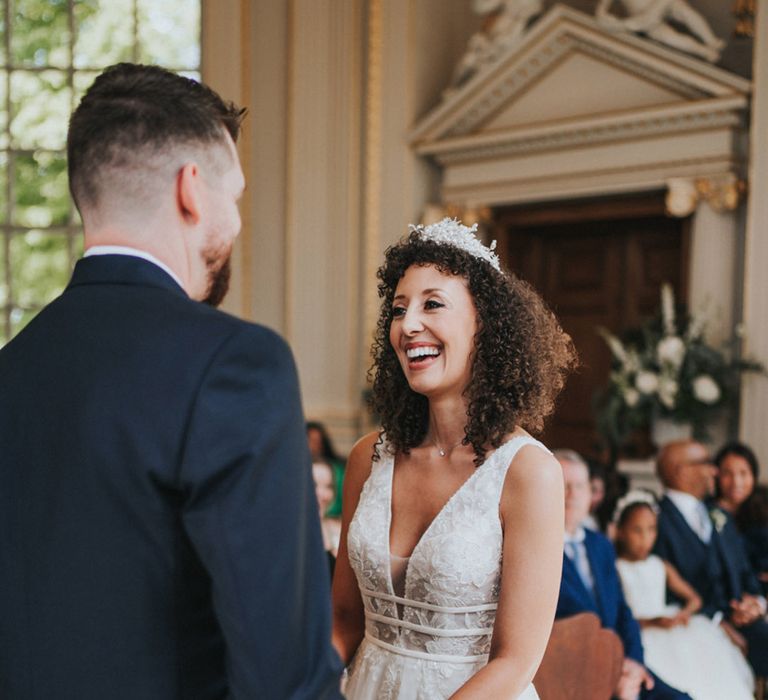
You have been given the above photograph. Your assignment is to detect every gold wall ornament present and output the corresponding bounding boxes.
[695,174,747,212]
[665,174,747,217]
[733,0,756,38]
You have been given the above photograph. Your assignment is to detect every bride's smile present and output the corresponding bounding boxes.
[389,263,477,398]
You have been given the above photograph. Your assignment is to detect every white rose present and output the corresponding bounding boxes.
[658,376,679,409]
[624,388,640,407]
[635,371,659,395]
[657,336,686,367]
[692,375,721,404]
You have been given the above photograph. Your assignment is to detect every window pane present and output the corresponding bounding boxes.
[0,71,9,148]
[73,70,99,103]
[137,0,200,68]
[9,229,70,307]
[0,11,6,69]
[10,306,37,336]
[74,0,135,69]
[0,151,8,222]
[70,231,83,259]
[13,151,69,227]
[2,1,202,344]
[10,70,71,149]
[11,0,71,68]
[0,236,7,307]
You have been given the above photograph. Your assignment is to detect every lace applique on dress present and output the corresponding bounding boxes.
[344,435,548,700]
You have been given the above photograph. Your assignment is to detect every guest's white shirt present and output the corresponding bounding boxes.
[564,525,596,594]
[84,246,184,290]
[666,489,712,543]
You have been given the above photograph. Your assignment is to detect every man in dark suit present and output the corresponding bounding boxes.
[554,450,690,700]
[0,64,342,699]
[654,439,768,676]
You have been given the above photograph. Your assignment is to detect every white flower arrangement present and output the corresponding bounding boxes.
[595,284,764,449]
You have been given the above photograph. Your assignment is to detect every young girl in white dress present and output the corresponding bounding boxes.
[614,492,754,700]
[331,219,577,699]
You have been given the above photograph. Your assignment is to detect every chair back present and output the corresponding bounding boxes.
[533,612,624,700]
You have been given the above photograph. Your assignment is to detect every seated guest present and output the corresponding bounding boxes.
[307,420,346,518]
[584,461,607,531]
[715,441,768,595]
[614,491,754,700]
[654,440,768,677]
[554,449,691,700]
[312,460,341,578]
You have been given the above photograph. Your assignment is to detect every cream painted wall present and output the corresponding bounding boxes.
[202,1,478,453]
[740,0,768,475]
[203,1,766,463]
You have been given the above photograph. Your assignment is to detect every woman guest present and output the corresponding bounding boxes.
[715,442,768,594]
[307,421,346,518]
[332,219,576,699]
[312,460,342,578]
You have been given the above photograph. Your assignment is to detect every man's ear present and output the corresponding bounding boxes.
[177,162,202,224]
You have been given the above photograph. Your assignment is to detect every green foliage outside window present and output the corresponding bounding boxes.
[0,0,200,345]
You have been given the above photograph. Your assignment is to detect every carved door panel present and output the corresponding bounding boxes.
[495,197,688,459]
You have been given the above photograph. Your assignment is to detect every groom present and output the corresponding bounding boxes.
[0,64,342,699]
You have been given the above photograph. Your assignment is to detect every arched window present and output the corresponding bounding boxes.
[0,0,200,344]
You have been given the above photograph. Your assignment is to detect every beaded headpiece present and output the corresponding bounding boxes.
[408,217,502,273]
[612,489,659,524]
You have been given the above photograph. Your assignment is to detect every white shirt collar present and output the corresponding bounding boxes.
[84,245,184,290]
[564,526,586,545]
[666,489,712,541]
[666,489,703,518]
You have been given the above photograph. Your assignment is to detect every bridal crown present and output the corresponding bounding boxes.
[409,217,501,273]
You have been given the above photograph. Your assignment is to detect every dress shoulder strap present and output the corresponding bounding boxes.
[496,434,552,464]
[488,435,553,491]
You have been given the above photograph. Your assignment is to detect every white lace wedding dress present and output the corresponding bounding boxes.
[344,435,545,699]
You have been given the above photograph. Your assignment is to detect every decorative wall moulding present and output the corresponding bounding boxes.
[410,4,751,209]
[410,5,751,146]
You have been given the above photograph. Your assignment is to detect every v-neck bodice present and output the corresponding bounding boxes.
[345,434,548,699]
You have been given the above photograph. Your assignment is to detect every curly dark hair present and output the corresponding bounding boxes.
[369,229,577,466]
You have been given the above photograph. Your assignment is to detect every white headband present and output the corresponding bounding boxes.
[612,489,659,524]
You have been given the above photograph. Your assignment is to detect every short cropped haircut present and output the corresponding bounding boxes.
[67,63,246,212]
[370,230,577,467]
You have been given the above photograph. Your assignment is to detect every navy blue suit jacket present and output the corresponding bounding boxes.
[0,256,343,699]
[654,496,761,617]
[556,529,644,663]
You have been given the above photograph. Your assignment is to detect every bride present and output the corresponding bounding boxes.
[332,219,577,698]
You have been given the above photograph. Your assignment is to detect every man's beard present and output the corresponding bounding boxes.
[202,249,232,307]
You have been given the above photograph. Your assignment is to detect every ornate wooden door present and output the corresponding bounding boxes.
[494,194,689,460]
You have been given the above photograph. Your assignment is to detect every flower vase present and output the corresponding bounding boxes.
[651,417,693,449]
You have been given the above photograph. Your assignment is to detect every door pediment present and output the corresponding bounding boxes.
[480,49,694,134]
[411,4,750,146]
[410,5,751,208]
